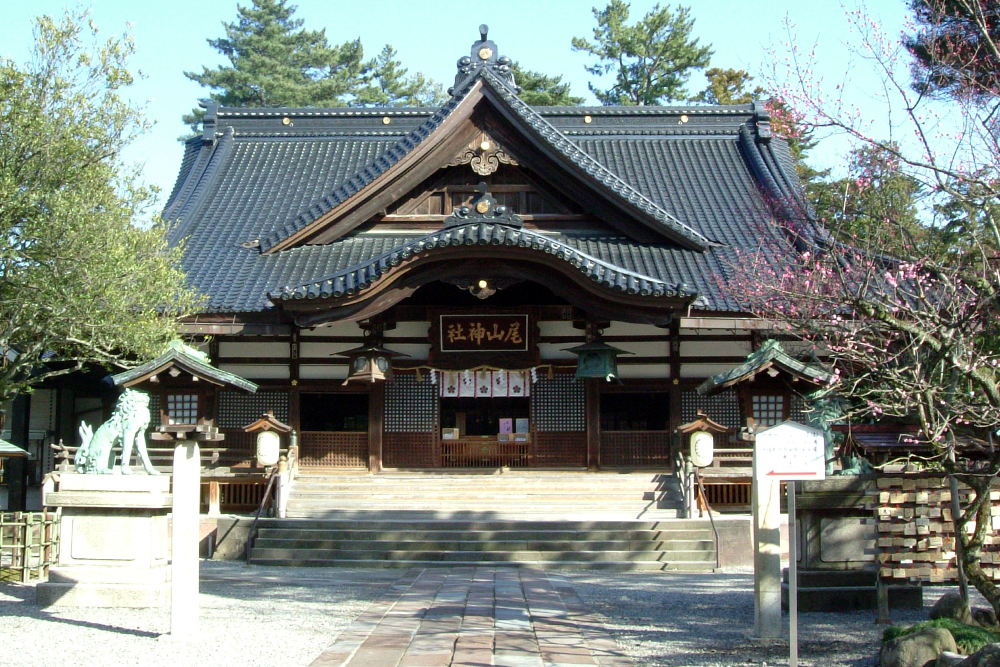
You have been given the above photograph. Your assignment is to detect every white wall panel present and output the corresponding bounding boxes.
[380,344,430,359]
[299,365,349,380]
[300,322,364,337]
[681,340,751,358]
[612,341,669,357]
[300,341,358,358]
[218,364,290,379]
[219,341,290,358]
[538,321,580,337]
[618,364,671,379]
[680,363,741,378]
[603,322,664,337]
[538,343,578,360]
[386,322,430,338]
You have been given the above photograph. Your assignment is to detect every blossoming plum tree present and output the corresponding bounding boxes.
[726,0,1000,611]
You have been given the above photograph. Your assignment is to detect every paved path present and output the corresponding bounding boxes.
[310,567,634,667]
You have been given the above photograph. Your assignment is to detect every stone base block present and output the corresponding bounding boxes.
[46,565,171,585]
[36,581,170,608]
[781,583,923,612]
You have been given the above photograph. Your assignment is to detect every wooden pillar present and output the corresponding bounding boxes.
[585,378,600,471]
[668,320,682,462]
[207,480,221,516]
[368,382,385,473]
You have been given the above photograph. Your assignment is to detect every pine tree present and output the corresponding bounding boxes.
[510,62,585,106]
[691,68,763,105]
[571,1,713,106]
[182,0,366,131]
[351,45,446,108]
[905,0,1000,100]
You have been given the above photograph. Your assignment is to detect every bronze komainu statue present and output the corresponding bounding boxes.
[75,389,159,475]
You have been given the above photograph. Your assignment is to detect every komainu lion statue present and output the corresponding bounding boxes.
[75,389,159,475]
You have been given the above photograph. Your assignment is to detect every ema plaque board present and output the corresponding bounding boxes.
[753,421,827,481]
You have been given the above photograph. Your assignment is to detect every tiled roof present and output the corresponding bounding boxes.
[112,346,259,393]
[270,224,697,302]
[163,71,812,316]
[697,340,835,395]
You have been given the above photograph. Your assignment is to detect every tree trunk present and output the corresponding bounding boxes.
[956,472,1000,616]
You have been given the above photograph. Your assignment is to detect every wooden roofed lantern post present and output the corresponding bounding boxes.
[242,411,294,518]
[675,411,730,518]
[110,340,257,637]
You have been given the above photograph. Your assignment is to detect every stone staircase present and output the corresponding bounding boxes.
[285,469,683,520]
[247,470,718,571]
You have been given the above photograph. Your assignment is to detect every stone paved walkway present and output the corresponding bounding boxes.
[309,567,634,667]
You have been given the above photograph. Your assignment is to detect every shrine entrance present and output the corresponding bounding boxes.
[382,370,587,469]
[297,392,369,468]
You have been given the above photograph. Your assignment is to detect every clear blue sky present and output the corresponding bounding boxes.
[2,0,909,206]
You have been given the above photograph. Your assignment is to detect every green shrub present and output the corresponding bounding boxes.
[883,618,1000,654]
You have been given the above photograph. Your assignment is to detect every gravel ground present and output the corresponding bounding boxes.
[0,562,398,667]
[567,568,992,667]
[0,563,989,667]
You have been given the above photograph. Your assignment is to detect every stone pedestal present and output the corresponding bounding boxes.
[36,473,172,608]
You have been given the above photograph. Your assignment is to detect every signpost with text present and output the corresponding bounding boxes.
[752,421,826,667]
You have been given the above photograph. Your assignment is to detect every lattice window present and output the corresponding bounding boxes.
[681,389,741,429]
[531,374,585,432]
[790,393,810,423]
[147,392,161,428]
[385,376,438,433]
[217,391,289,429]
[752,395,785,427]
[166,394,199,425]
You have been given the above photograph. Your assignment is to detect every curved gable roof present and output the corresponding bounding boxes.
[257,70,714,253]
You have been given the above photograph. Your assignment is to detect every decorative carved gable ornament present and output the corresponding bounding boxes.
[448,131,518,176]
[443,182,523,228]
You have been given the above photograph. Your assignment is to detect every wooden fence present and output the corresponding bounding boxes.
[1,511,59,583]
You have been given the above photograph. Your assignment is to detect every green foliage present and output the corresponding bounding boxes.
[572,1,712,105]
[0,10,202,402]
[905,0,1000,101]
[510,62,585,106]
[818,145,924,246]
[351,45,446,108]
[692,67,764,105]
[883,618,1000,654]
[765,97,832,213]
[183,0,445,130]
[510,62,584,107]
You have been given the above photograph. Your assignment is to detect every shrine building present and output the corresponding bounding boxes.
[155,28,819,475]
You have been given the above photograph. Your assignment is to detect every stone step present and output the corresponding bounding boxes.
[255,528,713,541]
[252,538,716,552]
[254,518,708,531]
[246,557,713,571]
[250,547,717,563]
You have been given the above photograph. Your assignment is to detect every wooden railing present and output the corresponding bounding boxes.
[200,477,274,514]
[1,511,59,583]
[441,439,530,468]
[298,431,367,468]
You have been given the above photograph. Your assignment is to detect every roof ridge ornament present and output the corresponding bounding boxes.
[449,24,519,96]
[444,181,523,228]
